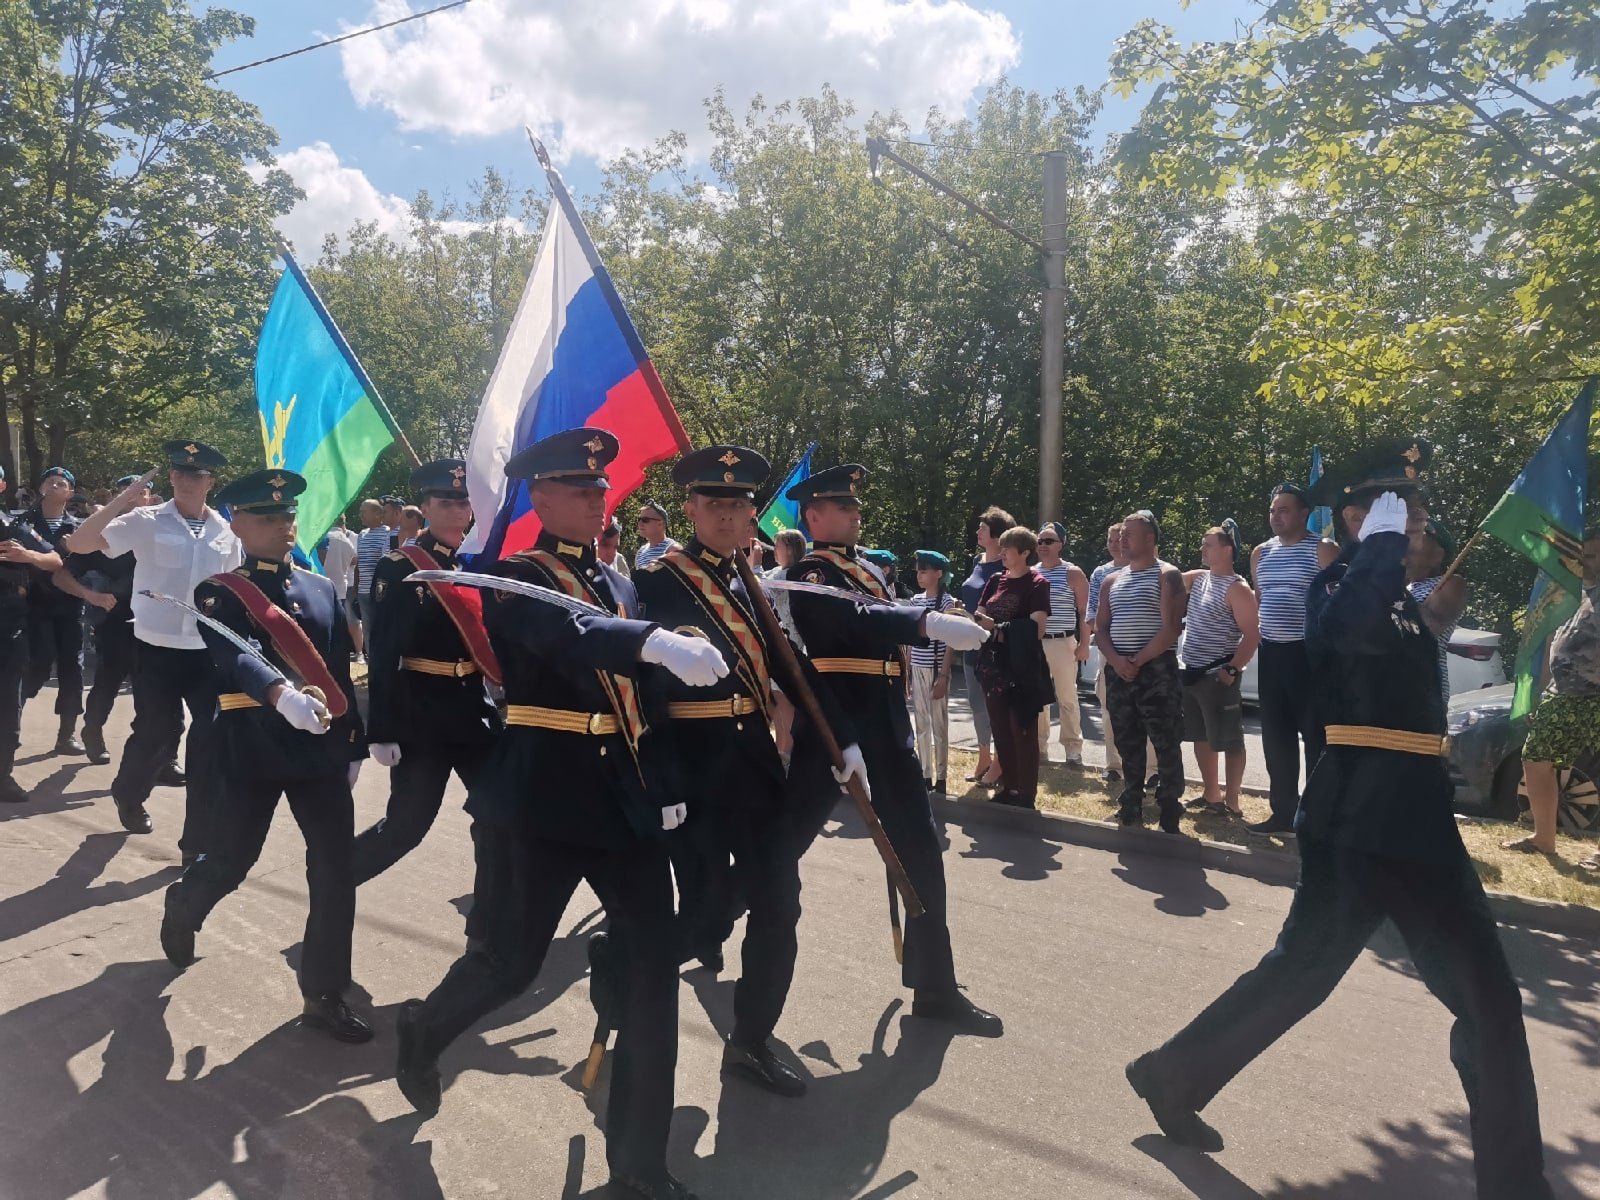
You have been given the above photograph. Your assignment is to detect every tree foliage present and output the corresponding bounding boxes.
[0,0,297,486]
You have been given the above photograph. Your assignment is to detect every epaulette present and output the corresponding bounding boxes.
[229,567,249,577]
[384,550,407,562]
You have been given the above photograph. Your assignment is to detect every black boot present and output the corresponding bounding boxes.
[396,999,442,1115]
[81,723,110,764]
[910,990,1004,1037]
[156,760,185,787]
[115,799,153,834]
[301,993,374,1043]
[160,887,195,969]
[0,775,26,804]
[1125,1052,1224,1152]
[722,1038,807,1097]
[55,719,84,756]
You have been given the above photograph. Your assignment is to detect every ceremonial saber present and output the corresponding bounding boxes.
[731,551,924,920]
[761,577,900,608]
[140,590,331,729]
[408,570,610,615]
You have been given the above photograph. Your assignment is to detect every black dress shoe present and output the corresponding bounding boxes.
[1158,812,1184,835]
[722,1038,807,1097]
[1116,806,1144,828]
[55,727,85,755]
[696,950,724,974]
[1126,1052,1224,1152]
[160,888,195,968]
[0,775,27,804]
[933,778,947,795]
[910,990,1004,1037]
[396,999,442,1115]
[1246,817,1296,837]
[608,1170,698,1200]
[82,724,111,765]
[116,801,153,834]
[156,761,186,787]
[301,993,374,1043]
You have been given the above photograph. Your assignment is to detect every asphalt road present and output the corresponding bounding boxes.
[1,696,1596,1199]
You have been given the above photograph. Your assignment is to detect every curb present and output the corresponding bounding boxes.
[930,793,1600,940]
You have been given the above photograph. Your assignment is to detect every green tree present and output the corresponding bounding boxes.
[0,0,297,486]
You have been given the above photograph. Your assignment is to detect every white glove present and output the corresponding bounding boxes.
[661,803,687,831]
[1359,490,1408,540]
[640,628,730,687]
[925,610,990,652]
[370,742,402,768]
[347,761,362,788]
[831,743,871,801]
[274,687,330,735]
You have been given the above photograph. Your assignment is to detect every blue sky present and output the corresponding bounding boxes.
[211,0,1259,251]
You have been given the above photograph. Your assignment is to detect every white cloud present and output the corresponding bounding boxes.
[262,141,416,255]
[338,0,1020,161]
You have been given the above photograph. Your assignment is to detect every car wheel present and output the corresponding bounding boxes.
[1515,751,1600,835]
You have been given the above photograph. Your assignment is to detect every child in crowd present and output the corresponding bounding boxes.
[909,550,959,793]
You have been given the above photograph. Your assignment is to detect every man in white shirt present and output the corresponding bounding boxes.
[319,515,360,658]
[66,440,241,859]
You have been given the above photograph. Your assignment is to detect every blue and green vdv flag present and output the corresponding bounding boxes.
[255,253,395,558]
[1480,379,1593,718]
[758,442,817,541]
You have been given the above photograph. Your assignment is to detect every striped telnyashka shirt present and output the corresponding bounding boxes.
[1183,572,1243,667]
[1037,562,1077,636]
[1086,561,1117,625]
[1108,562,1170,656]
[908,591,958,670]
[1255,535,1321,643]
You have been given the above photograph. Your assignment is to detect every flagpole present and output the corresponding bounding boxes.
[276,248,423,467]
[1439,530,1484,584]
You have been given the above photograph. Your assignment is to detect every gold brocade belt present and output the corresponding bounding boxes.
[812,658,902,678]
[504,704,620,736]
[667,695,760,720]
[218,692,262,711]
[401,656,479,678]
[1324,724,1450,757]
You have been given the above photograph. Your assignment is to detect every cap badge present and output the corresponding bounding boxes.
[268,474,286,488]
[723,472,736,484]
[584,437,605,453]
[718,451,741,467]
[450,466,466,485]
[1403,443,1422,463]
[587,456,599,471]
[184,443,199,455]
[271,490,282,502]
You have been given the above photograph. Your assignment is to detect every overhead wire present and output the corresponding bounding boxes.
[204,0,473,80]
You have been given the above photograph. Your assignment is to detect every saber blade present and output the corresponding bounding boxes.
[760,578,897,608]
[409,569,609,616]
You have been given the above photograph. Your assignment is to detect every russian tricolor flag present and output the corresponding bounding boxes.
[463,134,689,558]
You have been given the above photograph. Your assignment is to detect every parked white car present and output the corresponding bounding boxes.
[1077,627,1504,705]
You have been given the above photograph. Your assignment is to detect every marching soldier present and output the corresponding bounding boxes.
[393,428,728,1200]
[158,470,372,1043]
[635,445,854,1098]
[354,459,502,885]
[0,466,64,804]
[782,464,1001,1035]
[1126,440,1553,1199]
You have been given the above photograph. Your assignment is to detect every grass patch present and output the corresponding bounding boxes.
[947,749,1600,911]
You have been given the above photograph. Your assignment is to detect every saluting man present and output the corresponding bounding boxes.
[355,459,502,886]
[157,469,372,1043]
[1126,440,1553,1199]
[393,428,728,1200]
[783,464,1001,1036]
[636,444,855,1098]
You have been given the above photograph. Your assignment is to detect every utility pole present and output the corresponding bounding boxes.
[866,137,1070,525]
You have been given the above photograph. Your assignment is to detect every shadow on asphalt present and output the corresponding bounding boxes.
[1112,851,1230,918]
[0,830,176,944]
[0,761,106,823]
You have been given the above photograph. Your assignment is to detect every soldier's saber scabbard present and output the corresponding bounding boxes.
[731,551,924,918]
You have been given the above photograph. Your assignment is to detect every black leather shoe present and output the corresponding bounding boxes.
[1126,1052,1224,1152]
[0,775,27,804]
[82,724,110,764]
[160,888,195,969]
[933,778,947,795]
[55,726,85,755]
[1116,806,1144,828]
[696,950,724,974]
[1158,812,1184,835]
[722,1038,807,1097]
[910,991,1003,1037]
[116,801,153,834]
[608,1170,698,1200]
[1246,817,1296,837]
[156,761,186,788]
[396,999,442,1115]
[301,993,374,1043]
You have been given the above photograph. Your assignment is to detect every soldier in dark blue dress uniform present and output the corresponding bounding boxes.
[783,463,1002,1036]
[0,465,64,804]
[393,428,728,1200]
[18,466,87,755]
[635,444,853,1098]
[354,459,502,885]
[158,469,373,1043]
[1126,440,1553,1200]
